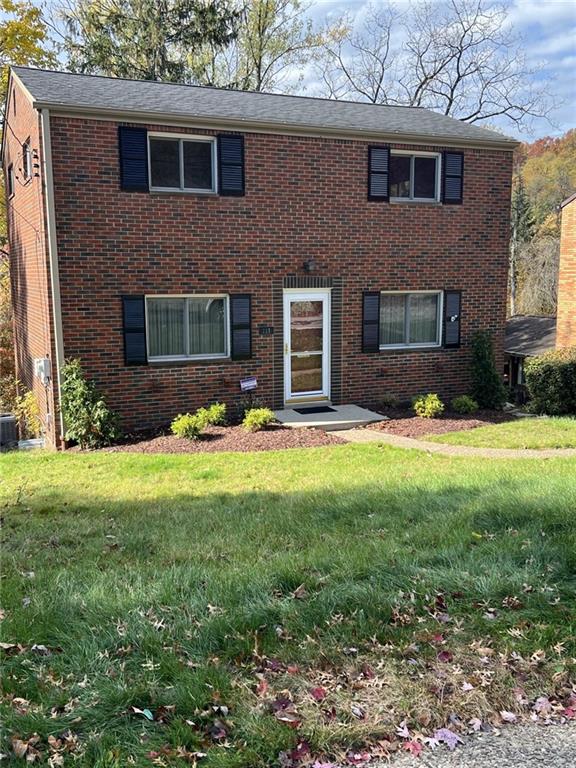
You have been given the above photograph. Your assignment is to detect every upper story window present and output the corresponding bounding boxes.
[148,135,216,193]
[7,165,14,197]
[389,151,440,202]
[146,295,229,361]
[380,291,442,348]
[22,139,32,181]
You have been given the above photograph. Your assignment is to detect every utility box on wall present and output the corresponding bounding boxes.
[34,357,52,386]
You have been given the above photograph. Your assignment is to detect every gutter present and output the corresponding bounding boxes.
[39,108,66,442]
[31,102,520,151]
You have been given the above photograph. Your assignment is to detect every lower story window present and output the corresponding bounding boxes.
[380,291,442,348]
[146,296,228,360]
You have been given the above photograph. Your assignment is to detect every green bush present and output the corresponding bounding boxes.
[61,359,120,449]
[413,393,445,419]
[471,331,507,409]
[242,407,276,432]
[524,347,576,415]
[171,412,208,440]
[196,402,227,426]
[14,388,42,438]
[451,394,479,414]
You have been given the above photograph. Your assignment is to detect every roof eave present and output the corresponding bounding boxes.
[30,100,520,150]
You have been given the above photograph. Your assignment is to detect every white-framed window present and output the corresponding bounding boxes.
[148,133,217,193]
[22,139,32,180]
[380,291,442,349]
[389,150,441,202]
[146,295,229,361]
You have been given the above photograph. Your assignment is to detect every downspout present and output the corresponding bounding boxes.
[39,108,65,443]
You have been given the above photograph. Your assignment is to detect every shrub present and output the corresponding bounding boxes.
[61,359,120,449]
[15,389,42,438]
[171,412,207,440]
[413,393,445,418]
[242,407,276,432]
[470,331,507,409]
[196,402,227,426]
[379,393,399,409]
[451,394,479,414]
[524,347,576,415]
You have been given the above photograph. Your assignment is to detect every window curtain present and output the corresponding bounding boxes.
[409,294,438,343]
[189,298,226,355]
[148,298,186,356]
[380,294,406,345]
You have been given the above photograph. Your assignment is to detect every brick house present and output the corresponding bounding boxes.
[3,67,518,447]
[557,193,576,349]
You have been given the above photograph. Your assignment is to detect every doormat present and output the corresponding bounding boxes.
[293,406,336,414]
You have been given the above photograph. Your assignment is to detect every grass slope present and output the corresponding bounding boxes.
[427,416,576,449]
[1,445,575,766]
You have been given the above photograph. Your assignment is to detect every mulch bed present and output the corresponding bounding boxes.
[367,408,515,439]
[103,424,346,454]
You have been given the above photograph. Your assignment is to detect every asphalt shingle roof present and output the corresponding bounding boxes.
[12,67,518,148]
[505,315,557,357]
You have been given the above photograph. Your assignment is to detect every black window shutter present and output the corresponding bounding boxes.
[443,290,462,348]
[368,146,390,201]
[122,296,147,364]
[362,292,381,352]
[218,135,245,196]
[442,151,464,204]
[119,127,149,191]
[230,294,251,359]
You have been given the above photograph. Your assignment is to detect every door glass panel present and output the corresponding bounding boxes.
[290,300,323,352]
[291,354,322,394]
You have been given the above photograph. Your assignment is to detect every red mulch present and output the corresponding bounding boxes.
[367,408,515,439]
[103,424,345,454]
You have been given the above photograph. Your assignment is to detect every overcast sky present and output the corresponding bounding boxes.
[299,0,576,140]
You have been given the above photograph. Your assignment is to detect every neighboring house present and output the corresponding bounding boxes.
[3,67,518,447]
[504,315,556,397]
[557,192,576,349]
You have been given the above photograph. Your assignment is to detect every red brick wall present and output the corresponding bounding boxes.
[48,115,513,434]
[557,199,575,348]
[3,78,57,443]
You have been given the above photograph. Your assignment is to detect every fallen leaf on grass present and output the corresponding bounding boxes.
[403,740,423,756]
[500,711,517,723]
[131,706,154,721]
[310,686,327,702]
[274,711,301,728]
[291,584,308,600]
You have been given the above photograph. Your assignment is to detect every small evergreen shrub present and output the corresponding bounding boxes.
[61,359,120,449]
[451,394,479,414]
[524,347,576,415]
[197,402,227,426]
[470,331,507,409]
[242,407,275,432]
[171,412,207,440]
[413,393,445,418]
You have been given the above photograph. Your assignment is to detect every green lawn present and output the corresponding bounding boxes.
[427,416,576,449]
[1,445,575,766]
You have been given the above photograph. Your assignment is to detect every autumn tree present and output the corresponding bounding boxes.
[318,0,553,129]
[59,0,240,82]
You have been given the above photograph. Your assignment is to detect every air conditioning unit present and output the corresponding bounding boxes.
[34,357,52,386]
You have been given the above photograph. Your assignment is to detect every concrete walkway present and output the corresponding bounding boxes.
[333,428,576,459]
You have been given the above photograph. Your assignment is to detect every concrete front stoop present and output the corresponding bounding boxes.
[274,404,384,431]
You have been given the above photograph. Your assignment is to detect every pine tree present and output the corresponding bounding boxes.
[509,176,535,315]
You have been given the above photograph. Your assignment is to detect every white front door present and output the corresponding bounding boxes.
[283,290,331,402]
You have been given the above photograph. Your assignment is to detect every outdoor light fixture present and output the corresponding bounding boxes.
[303,258,317,272]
